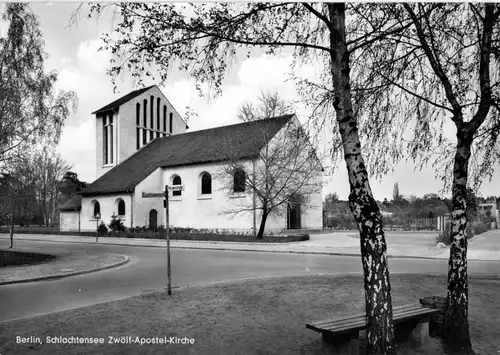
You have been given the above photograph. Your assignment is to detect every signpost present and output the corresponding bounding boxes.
[95,213,101,242]
[142,185,183,295]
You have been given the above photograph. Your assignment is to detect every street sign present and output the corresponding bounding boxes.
[168,185,184,191]
[142,192,165,198]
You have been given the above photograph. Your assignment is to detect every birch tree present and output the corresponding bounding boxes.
[346,4,500,353]
[0,3,77,171]
[85,3,413,353]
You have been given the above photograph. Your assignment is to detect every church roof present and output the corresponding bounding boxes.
[59,195,82,211]
[91,85,155,114]
[81,114,294,196]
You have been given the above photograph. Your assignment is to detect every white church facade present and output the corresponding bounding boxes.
[59,85,323,234]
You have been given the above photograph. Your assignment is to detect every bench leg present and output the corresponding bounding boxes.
[410,321,429,348]
[322,332,359,355]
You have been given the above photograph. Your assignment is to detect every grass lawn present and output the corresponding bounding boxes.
[0,274,499,355]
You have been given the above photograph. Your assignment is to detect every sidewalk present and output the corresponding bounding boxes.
[2,230,499,261]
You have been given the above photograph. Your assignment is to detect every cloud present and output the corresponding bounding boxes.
[56,119,96,181]
[76,36,112,74]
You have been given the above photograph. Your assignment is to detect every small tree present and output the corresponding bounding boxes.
[217,116,323,239]
[236,90,294,123]
[109,213,127,233]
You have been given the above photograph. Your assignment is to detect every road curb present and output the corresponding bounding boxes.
[1,237,498,262]
[0,255,129,286]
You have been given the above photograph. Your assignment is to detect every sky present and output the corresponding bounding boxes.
[6,3,499,201]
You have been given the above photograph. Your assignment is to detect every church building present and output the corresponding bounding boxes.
[59,85,323,234]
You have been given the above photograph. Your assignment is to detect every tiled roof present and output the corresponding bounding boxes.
[81,115,294,196]
[59,195,82,211]
[91,85,155,114]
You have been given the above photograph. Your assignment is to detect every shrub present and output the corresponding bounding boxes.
[109,216,127,233]
[98,221,108,234]
[436,221,477,245]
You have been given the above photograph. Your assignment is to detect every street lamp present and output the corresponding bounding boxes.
[95,213,101,242]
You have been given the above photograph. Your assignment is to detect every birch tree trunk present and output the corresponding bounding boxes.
[443,133,474,354]
[327,4,396,354]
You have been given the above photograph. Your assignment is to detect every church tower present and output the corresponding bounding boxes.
[91,85,189,179]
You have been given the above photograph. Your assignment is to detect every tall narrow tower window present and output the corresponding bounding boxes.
[136,103,140,125]
[150,95,154,130]
[169,113,173,134]
[157,98,161,131]
[103,114,114,164]
[163,105,167,132]
[103,115,108,164]
[143,99,147,128]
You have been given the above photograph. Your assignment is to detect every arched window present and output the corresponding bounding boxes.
[157,98,161,130]
[163,105,167,132]
[172,175,182,196]
[136,103,140,125]
[233,169,246,193]
[118,200,125,216]
[143,99,147,127]
[93,201,101,218]
[169,113,173,134]
[150,95,154,140]
[136,103,141,150]
[201,172,212,195]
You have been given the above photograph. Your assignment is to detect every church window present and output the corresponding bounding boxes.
[136,128,140,150]
[103,116,107,164]
[157,98,161,131]
[173,175,182,196]
[103,114,114,165]
[233,169,246,193]
[143,99,147,128]
[169,113,173,134]
[201,172,212,195]
[118,199,125,216]
[163,106,167,132]
[143,128,147,145]
[93,201,101,218]
[136,103,140,125]
[150,96,154,129]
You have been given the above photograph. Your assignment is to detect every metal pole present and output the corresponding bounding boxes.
[96,217,99,242]
[165,185,172,295]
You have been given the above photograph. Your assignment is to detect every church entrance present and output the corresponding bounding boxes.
[287,194,302,229]
[149,209,158,229]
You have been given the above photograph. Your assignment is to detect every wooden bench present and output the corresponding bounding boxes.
[306,303,441,355]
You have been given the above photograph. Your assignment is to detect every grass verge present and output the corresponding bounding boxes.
[0,274,498,354]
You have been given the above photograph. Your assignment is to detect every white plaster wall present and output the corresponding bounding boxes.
[252,117,323,232]
[60,211,80,232]
[95,86,188,180]
[162,160,256,233]
[80,194,133,231]
[134,167,165,227]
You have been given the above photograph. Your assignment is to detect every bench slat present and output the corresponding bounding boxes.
[322,310,440,333]
[322,308,439,333]
[309,304,419,328]
[306,304,440,335]
[308,304,423,329]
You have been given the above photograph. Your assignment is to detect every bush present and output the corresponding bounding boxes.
[98,221,108,234]
[436,221,482,245]
[109,216,127,233]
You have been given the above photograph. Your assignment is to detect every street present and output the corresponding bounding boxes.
[0,239,499,323]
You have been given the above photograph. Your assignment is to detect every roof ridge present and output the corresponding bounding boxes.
[171,113,295,137]
[91,85,157,114]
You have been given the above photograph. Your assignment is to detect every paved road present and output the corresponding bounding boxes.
[1,239,499,323]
